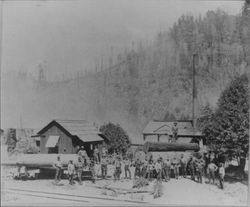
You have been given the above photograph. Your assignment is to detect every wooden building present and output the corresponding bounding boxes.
[34,119,108,156]
[142,120,205,148]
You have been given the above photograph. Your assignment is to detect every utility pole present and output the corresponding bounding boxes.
[0,1,4,82]
[192,54,198,135]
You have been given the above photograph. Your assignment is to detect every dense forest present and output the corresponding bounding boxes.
[2,5,249,139]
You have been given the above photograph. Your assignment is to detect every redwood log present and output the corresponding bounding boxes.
[15,154,79,169]
[143,142,199,152]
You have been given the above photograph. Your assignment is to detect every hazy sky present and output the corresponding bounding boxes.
[1,0,243,80]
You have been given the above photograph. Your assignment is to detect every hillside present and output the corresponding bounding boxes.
[2,9,249,140]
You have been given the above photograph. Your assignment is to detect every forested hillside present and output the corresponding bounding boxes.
[2,9,249,138]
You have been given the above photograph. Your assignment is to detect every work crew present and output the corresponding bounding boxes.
[67,160,75,185]
[53,155,63,183]
[75,156,84,185]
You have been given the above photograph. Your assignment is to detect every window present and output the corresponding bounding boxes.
[48,146,59,154]
[36,140,40,147]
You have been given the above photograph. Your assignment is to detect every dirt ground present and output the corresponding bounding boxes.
[1,166,248,206]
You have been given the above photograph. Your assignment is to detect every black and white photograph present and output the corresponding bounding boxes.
[1,0,249,206]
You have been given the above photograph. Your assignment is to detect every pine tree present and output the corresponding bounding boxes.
[202,74,249,172]
[99,122,131,154]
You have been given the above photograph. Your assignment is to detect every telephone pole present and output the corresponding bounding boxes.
[192,54,198,135]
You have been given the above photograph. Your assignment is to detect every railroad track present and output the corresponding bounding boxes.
[5,187,148,205]
[4,190,90,204]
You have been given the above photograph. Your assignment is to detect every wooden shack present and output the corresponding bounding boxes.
[142,120,205,148]
[35,119,108,156]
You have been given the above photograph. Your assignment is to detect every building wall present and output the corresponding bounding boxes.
[40,125,76,154]
[144,134,171,143]
[159,134,170,142]
[145,135,158,142]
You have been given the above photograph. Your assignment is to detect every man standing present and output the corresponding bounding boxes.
[163,157,171,181]
[101,155,108,179]
[124,157,131,179]
[172,157,180,179]
[187,156,196,181]
[89,157,96,183]
[171,122,178,142]
[53,155,62,183]
[93,146,100,164]
[76,156,84,185]
[180,154,187,178]
[147,160,154,181]
[207,161,218,184]
[218,163,225,189]
[195,155,205,183]
[134,158,141,178]
[78,146,88,163]
[153,159,163,199]
[67,160,75,185]
[114,156,122,181]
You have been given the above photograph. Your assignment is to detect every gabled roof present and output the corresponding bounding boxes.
[37,119,109,143]
[143,120,203,137]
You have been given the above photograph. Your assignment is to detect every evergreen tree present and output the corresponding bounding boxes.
[202,74,249,172]
[99,122,131,154]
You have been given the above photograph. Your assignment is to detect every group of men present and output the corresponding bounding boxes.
[133,154,188,181]
[133,152,225,189]
[53,145,225,189]
[53,146,95,185]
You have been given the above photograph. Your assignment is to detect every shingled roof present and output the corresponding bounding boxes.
[37,119,108,143]
[143,120,203,137]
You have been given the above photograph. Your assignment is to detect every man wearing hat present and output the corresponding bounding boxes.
[53,155,62,183]
[172,157,180,179]
[114,156,122,181]
[134,158,141,178]
[101,155,108,179]
[75,156,84,185]
[78,146,88,163]
[163,157,171,181]
[195,154,205,183]
[124,157,131,179]
[153,159,163,198]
